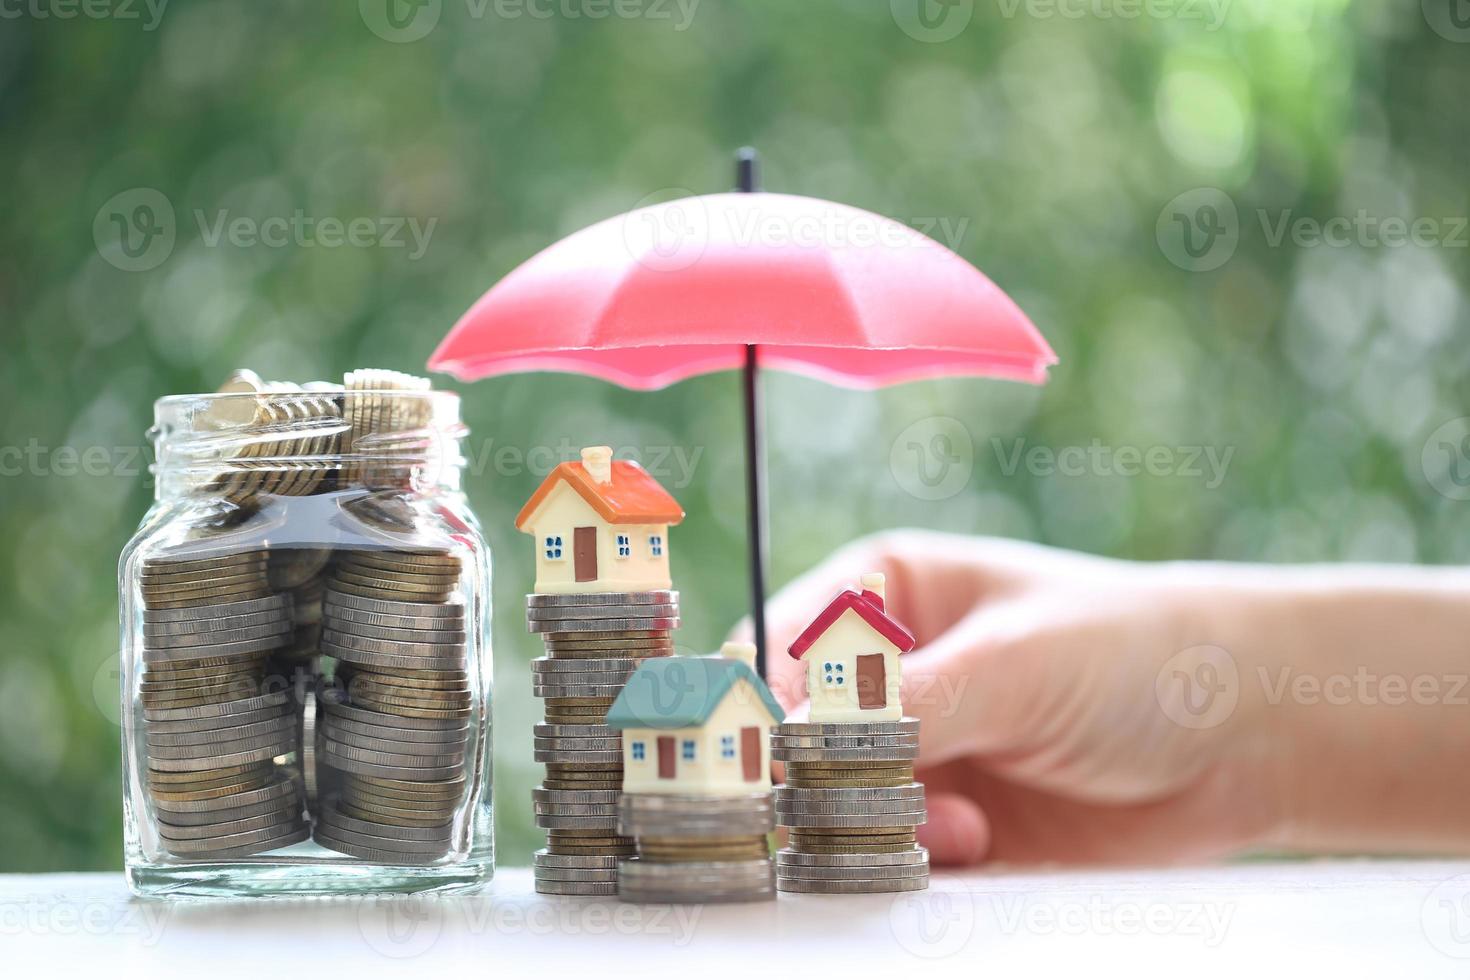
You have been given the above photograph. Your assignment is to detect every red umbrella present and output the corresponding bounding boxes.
[430,151,1056,672]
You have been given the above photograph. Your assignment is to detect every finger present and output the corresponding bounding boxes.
[899,606,999,766]
[917,792,990,866]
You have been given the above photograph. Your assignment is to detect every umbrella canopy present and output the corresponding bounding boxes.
[431,192,1054,388]
[430,154,1055,675]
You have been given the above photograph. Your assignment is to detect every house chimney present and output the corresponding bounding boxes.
[860,572,886,610]
[580,445,613,484]
[719,641,757,671]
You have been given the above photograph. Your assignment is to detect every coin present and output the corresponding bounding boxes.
[776,875,928,894]
[776,719,920,736]
[147,716,294,747]
[776,847,928,867]
[142,594,291,623]
[166,824,310,858]
[526,591,676,608]
[529,617,680,634]
[526,603,679,622]
[323,588,464,620]
[143,690,291,723]
[322,643,467,673]
[323,603,467,633]
[322,714,468,745]
[322,701,468,732]
[772,746,920,762]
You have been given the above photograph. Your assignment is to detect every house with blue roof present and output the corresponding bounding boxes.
[605,643,785,795]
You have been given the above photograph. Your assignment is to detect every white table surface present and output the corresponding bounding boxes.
[6,861,1470,977]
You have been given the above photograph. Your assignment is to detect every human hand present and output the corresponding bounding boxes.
[735,530,1281,867]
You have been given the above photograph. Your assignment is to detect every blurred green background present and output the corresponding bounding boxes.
[2,0,1468,873]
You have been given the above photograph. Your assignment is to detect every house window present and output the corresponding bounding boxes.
[681,739,696,761]
[616,533,632,558]
[631,741,646,761]
[649,534,663,557]
[720,735,735,759]
[823,661,845,687]
[543,535,564,560]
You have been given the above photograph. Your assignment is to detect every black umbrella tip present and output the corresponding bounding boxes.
[736,147,760,193]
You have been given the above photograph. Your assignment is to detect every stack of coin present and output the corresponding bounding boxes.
[771,719,929,893]
[203,370,344,499]
[526,590,679,896]
[266,548,333,813]
[343,369,433,489]
[616,793,775,903]
[138,551,309,857]
[314,547,470,863]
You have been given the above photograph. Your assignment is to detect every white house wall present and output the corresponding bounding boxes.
[620,680,775,796]
[523,482,672,593]
[800,608,905,723]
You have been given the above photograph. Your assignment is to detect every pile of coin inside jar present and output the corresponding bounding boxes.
[526,591,679,896]
[772,718,930,893]
[132,369,475,864]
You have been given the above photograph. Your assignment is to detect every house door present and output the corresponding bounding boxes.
[740,726,761,781]
[656,736,676,779]
[573,526,598,582]
[856,654,887,710]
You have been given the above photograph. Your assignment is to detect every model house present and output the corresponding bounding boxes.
[514,446,684,594]
[787,572,917,723]
[606,643,784,795]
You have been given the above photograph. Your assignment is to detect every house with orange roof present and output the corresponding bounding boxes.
[788,572,917,722]
[515,446,685,594]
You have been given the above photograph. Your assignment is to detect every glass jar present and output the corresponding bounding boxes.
[119,382,493,897]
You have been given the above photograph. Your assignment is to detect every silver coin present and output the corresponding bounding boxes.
[619,858,773,879]
[536,813,622,830]
[323,603,467,633]
[147,716,294,747]
[321,628,464,658]
[323,588,464,620]
[169,824,311,860]
[532,787,621,805]
[532,848,621,869]
[531,867,620,883]
[533,736,622,751]
[526,603,679,622]
[321,724,465,755]
[321,701,468,732]
[322,714,469,744]
[770,734,920,749]
[531,657,640,674]
[142,690,291,723]
[533,747,622,764]
[777,719,920,736]
[526,591,676,608]
[317,736,464,769]
[534,879,618,896]
[316,746,463,781]
[776,847,929,867]
[142,594,290,624]
[143,621,293,650]
[621,793,773,814]
[311,831,445,865]
[775,810,927,829]
[157,809,304,842]
[529,617,680,634]
[532,723,616,739]
[776,863,929,881]
[531,670,633,688]
[533,802,620,817]
[322,642,467,672]
[153,795,300,828]
[774,784,925,803]
[323,619,467,645]
[532,684,629,701]
[142,610,292,637]
[163,817,306,853]
[775,799,930,815]
[147,736,295,767]
[142,634,291,663]
[769,745,920,763]
[318,806,451,845]
[148,775,296,814]
[776,875,928,894]
[542,639,674,652]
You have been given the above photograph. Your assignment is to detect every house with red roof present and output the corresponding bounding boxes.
[788,573,917,722]
[515,446,685,594]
